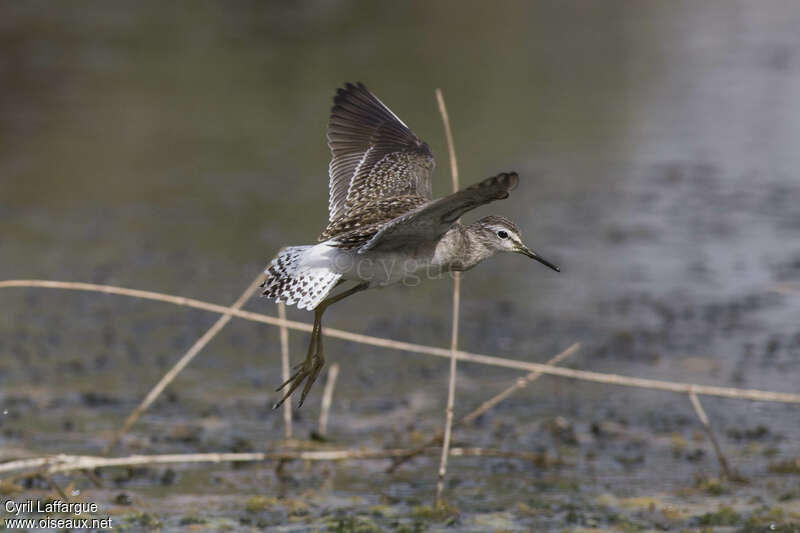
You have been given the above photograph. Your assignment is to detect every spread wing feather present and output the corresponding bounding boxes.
[326,82,435,224]
[326,172,519,252]
[318,195,428,242]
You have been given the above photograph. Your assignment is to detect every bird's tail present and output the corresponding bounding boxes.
[261,245,342,310]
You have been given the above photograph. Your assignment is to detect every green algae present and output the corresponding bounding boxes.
[696,505,740,526]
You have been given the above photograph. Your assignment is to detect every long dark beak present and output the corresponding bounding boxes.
[517,245,560,272]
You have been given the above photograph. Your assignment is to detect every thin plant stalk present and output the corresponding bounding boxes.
[318,363,340,437]
[435,87,461,507]
[0,448,552,480]
[278,302,292,439]
[689,388,733,479]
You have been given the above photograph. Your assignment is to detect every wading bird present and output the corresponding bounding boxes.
[262,83,559,407]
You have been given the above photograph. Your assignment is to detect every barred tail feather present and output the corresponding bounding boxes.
[261,245,342,310]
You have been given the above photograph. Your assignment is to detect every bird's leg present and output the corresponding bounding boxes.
[274,283,368,408]
[273,308,324,409]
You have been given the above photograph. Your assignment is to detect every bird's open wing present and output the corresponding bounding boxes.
[327,82,435,223]
[357,172,519,253]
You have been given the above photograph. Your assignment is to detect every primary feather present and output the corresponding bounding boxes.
[325,82,435,225]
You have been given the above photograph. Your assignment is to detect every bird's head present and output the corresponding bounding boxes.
[473,215,560,272]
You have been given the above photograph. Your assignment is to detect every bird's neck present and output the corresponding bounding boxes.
[437,223,494,272]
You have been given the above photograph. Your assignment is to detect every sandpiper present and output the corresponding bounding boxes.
[262,82,559,407]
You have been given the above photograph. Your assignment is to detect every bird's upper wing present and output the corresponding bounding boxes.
[318,194,428,242]
[326,82,435,223]
[356,172,519,253]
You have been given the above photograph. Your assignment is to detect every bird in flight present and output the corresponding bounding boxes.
[262,82,559,408]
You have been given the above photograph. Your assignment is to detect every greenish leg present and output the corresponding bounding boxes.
[274,283,368,408]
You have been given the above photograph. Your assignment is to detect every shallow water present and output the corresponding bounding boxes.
[2,1,800,531]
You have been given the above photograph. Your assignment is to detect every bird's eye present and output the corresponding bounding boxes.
[497,230,509,239]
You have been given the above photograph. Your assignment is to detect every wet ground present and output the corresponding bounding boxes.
[2,1,800,531]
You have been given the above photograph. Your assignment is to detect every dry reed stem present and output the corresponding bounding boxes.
[388,342,580,473]
[0,448,548,479]
[689,388,733,479]
[278,302,292,439]
[102,274,265,454]
[459,342,579,425]
[318,363,340,437]
[435,87,461,507]
[2,280,800,403]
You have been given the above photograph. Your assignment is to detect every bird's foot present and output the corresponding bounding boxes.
[273,352,325,409]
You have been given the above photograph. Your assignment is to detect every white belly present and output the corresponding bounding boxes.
[318,241,443,287]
